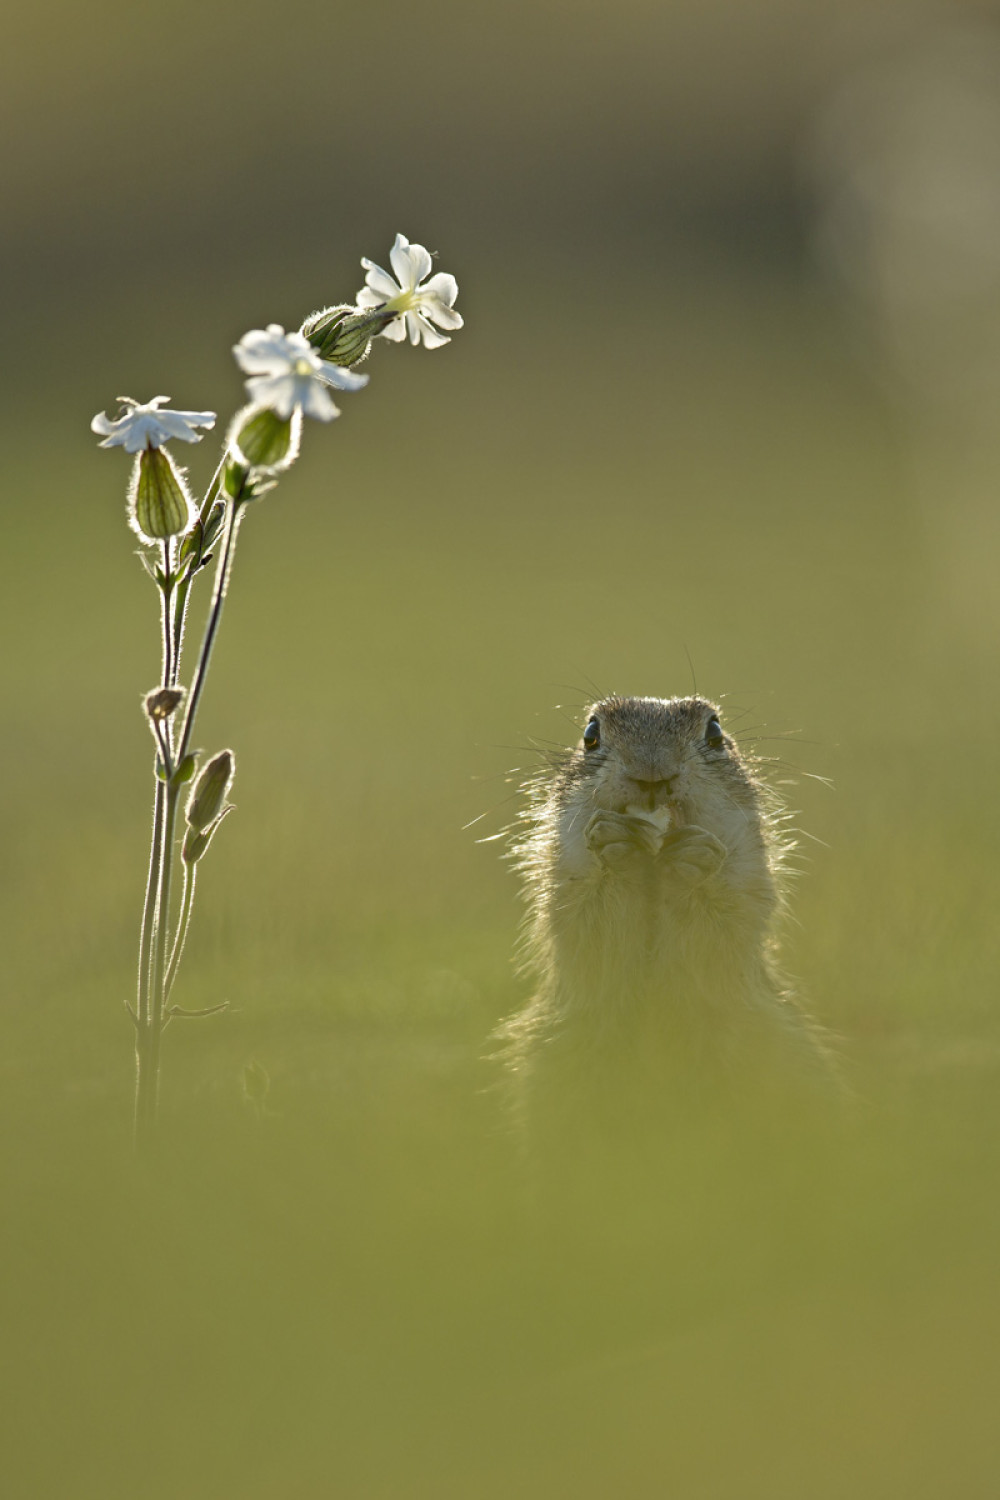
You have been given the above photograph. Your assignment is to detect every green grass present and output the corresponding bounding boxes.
[3,264,1000,1497]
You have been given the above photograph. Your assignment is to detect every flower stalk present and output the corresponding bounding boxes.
[93,235,462,1152]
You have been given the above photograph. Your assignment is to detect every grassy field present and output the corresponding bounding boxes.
[3,258,1000,1496]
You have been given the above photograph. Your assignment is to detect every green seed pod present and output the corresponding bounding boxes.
[230,407,300,472]
[129,445,197,544]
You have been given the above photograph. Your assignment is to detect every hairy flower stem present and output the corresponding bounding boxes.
[136,780,165,1030]
[169,582,189,693]
[134,785,169,1151]
[176,492,245,764]
[135,781,181,1151]
[169,456,228,688]
[163,864,197,1003]
[133,482,247,1152]
[160,540,175,693]
[134,541,176,1147]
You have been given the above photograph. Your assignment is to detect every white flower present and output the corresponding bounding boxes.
[232,324,368,422]
[91,396,216,453]
[356,234,463,349]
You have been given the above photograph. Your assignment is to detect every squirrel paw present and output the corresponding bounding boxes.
[661,825,726,884]
[585,809,663,865]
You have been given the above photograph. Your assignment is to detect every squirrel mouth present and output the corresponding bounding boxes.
[625,801,674,834]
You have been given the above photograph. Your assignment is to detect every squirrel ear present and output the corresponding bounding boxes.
[704,716,724,749]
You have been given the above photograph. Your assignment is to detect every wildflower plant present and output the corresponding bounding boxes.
[93,236,462,1151]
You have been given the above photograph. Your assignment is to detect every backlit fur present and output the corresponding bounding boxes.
[495,696,834,1135]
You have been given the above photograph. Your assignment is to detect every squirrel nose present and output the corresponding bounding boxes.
[628,774,676,808]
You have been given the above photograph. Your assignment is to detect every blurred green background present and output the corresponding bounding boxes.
[4,0,1000,1494]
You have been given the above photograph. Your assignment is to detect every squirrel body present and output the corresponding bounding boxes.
[496,695,835,1138]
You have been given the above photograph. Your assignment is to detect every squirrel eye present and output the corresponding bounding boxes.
[582,718,601,751]
[704,716,724,750]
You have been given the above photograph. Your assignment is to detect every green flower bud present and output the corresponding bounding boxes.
[129,445,197,544]
[177,499,225,573]
[201,499,226,548]
[301,304,394,366]
[223,457,248,498]
[229,406,300,472]
[186,750,235,833]
[182,802,234,865]
[182,825,211,864]
[180,824,208,864]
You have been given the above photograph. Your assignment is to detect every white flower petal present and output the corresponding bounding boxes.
[234,341,281,376]
[91,397,216,452]
[233,324,307,376]
[420,298,464,331]
[388,235,413,287]
[380,317,407,342]
[152,408,217,443]
[244,372,299,420]
[318,361,370,392]
[414,315,452,350]
[421,271,459,307]
[299,381,339,422]
[127,416,166,451]
[360,262,400,301]
[356,286,388,310]
[391,235,433,289]
[91,411,118,438]
[105,422,142,452]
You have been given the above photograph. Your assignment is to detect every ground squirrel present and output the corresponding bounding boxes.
[495,695,836,1141]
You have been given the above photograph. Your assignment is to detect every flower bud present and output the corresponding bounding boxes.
[186,750,235,833]
[228,406,301,472]
[223,457,249,498]
[129,445,197,544]
[182,825,210,864]
[182,802,233,865]
[145,687,184,722]
[177,499,225,572]
[180,824,210,864]
[301,304,395,366]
